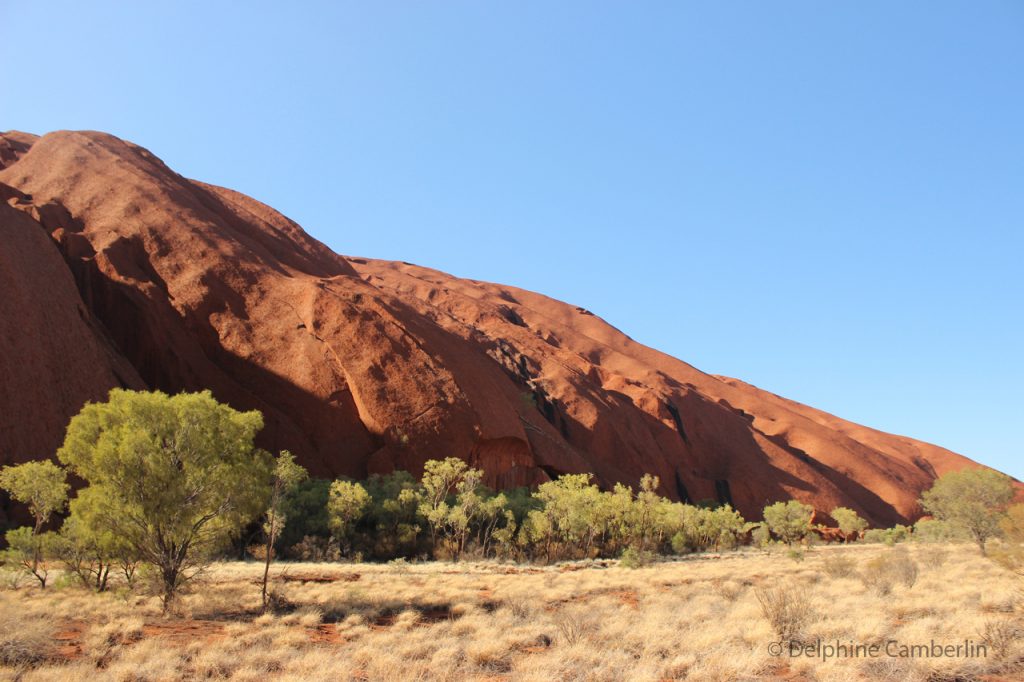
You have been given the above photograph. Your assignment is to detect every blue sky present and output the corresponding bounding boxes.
[3,2,1021,479]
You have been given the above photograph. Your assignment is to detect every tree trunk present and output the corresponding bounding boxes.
[261,510,276,611]
[161,567,179,612]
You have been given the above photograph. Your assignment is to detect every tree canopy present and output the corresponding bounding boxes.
[920,468,1014,555]
[57,389,273,606]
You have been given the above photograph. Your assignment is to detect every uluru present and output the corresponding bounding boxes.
[0,129,988,528]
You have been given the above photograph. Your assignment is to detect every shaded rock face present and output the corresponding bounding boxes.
[0,130,989,526]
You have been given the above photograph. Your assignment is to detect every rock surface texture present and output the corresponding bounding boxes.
[0,130,990,526]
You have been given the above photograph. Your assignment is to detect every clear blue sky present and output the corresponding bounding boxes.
[3,2,1021,479]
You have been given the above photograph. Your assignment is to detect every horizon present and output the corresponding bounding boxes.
[2,2,1021,479]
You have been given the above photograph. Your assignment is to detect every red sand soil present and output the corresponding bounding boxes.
[0,129,1008,527]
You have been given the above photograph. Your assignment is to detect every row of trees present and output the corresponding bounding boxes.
[1,390,1019,608]
[260,462,759,564]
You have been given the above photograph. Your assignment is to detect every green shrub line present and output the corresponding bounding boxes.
[1,389,1020,605]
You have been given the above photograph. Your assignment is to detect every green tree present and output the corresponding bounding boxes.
[418,457,474,551]
[327,479,371,555]
[278,478,332,551]
[670,503,746,553]
[701,504,747,550]
[361,471,422,559]
[830,507,868,543]
[920,468,1015,555]
[633,474,662,551]
[53,509,140,592]
[0,460,69,587]
[599,483,637,555]
[2,527,58,588]
[261,451,308,610]
[531,474,602,560]
[762,500,814,546]
[446,467,486,559]
[57,389,272,609]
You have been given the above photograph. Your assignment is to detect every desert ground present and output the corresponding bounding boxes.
[1,542,1021,682]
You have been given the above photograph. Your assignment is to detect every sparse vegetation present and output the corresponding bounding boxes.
[821,553,858,578]
[860,548,919,595]
[0,542,1017,680]
[755,582,815,643]
[2,395,1020,680]
[862,524,911,545]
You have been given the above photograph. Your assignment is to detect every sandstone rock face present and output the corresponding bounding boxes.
[0,130,992,526]
[0,174,144,524]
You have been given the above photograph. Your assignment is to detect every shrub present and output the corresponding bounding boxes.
[916,545,949,568]
[860,549,918,595]
[979,618,1022,662]
[750,524,771,548]
[554,609,593,645]
[289,535,341,562]
[860,556,896,596]
[862,525,911,545]
[912,518,969,543]
[503,595,533,619]
[754,584,815,642]
[0,598,52,666]
[1000,503,1024,544]
[711,578,743,602]
[890,549,919,588]
[988,545,1024,576]
[821,554,858,578]
[247,544,273,561]
[620,547,656,568]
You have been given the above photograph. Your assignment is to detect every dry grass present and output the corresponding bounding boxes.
[0,543,1021,681]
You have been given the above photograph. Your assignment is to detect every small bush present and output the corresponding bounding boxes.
[979,618,1022,662]
[554,609,593,645]
[989,545,1024,576]
[247,544,273,561]
[754,584,815,642]
[860,550,918,595]
[862,525,911,545]
[289,536,341,562]
[751,524,771,549]
[0,568,31,590]
[913,518,969,543]
[821,554,858,578]
[711,578,743,602]
[620,547,656,568]
[0,603,52,666]
[786,548,805,563]
[82,617,145,663]
[916,545,949,568]
[892,551,918,588]
[503,595,533,619]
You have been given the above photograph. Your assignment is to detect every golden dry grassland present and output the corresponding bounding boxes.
[1,542,1021,681]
